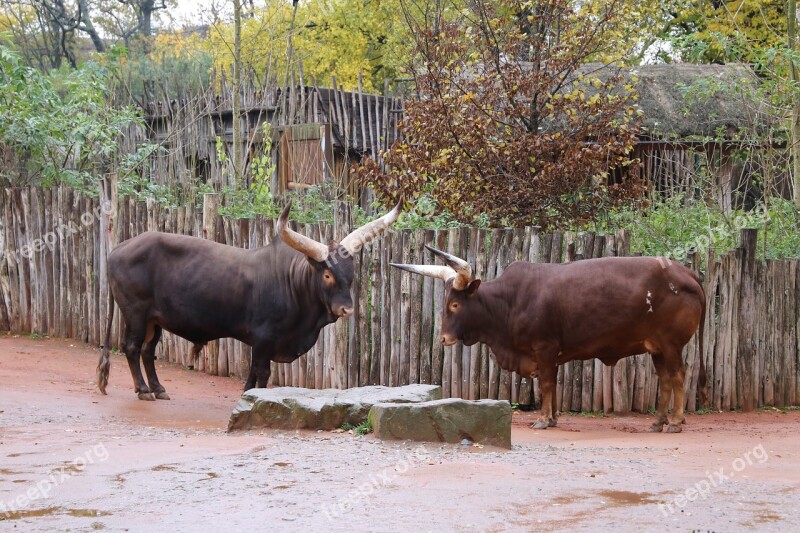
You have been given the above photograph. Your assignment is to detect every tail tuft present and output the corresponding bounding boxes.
[97,345,110,395]
[97,287,115,396]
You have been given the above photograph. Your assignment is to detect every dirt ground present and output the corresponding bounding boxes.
[1,335,798,532]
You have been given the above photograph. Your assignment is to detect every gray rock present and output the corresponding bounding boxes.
[368,398,512,449]
[228,384,441,432]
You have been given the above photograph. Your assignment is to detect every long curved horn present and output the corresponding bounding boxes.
[277,201,329,262]
[426,246,473,290]
[390,263,457,283]
[340,201,402,255]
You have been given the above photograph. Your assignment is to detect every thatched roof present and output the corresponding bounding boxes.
[522,61,766,142]
[626,63,766,141]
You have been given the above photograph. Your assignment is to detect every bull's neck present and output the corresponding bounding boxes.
[472,280,514,348]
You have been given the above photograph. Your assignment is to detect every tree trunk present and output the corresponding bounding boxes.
[232,0,243,188]
[790,0,800,206]
[77,0,106,53]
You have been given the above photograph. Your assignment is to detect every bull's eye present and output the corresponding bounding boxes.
[449,302,459,312]
[323,271,335,286]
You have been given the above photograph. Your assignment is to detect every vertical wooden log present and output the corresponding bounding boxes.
[378,230,391,386]
[399,231,412,386]
[787,261,798,406]
[357,243,370,387]
[202,193,220,376]
[389,229,403,387]
[576,233,595,412]
[470,228,488,400]
[334,202,350,388]
[736,228,757,411]
[516,226,539,406]
[763,260,775,406]
[2,189,20,332]
[612,229,631,414]
[496,230,514,402]
[369,235,382,385]
[419,229,435,386]
[0,189,10,332]
[408,230,424,384]
[444,227,458,397]
[591,234,606,412]
[431,230,447,388]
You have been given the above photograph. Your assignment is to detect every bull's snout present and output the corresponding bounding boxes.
[336,305,354,318]
[440,334,457,346]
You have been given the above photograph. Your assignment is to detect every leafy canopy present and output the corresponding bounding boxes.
[0,45,141,188]
[358,0,645,229]
[202,0,410,91]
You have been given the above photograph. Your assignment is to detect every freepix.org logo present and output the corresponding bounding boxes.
[0,442,110,519]
[658,443,769,516]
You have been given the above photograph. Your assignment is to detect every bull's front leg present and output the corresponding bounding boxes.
[533,365,558,429]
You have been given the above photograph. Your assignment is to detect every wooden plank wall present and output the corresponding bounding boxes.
[1,187,799,412]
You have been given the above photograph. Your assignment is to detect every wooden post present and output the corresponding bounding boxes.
[203,193,220,376]
[612,229,631,414]
[334,201,351,388]
[737,228,758,411]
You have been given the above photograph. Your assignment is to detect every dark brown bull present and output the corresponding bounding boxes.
[97,201,399,400]
[393,247,707,433]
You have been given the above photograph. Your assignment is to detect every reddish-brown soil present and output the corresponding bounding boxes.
[1,334,798,532]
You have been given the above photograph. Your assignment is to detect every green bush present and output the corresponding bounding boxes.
[581,194,800,260]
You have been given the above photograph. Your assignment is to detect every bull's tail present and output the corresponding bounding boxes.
[697,283,708,409]
[97,286,114,395]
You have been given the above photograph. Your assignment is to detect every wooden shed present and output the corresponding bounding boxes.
[625,63,783,210]
[136,74,403,206]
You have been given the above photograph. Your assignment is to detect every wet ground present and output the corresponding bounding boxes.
[1,334,798,532]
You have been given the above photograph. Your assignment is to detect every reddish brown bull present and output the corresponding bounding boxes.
[393,247,707,433]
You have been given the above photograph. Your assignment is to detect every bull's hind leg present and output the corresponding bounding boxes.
[649,353,670,432]
[664,347,687,432]
[650,350,686,433]
[141,324,170,400]
[532,365,558,429]
[122,322,155,401]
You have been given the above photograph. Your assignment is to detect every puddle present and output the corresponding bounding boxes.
[547,490,659,509]
[596,490,658,506]
[755,512,782,523]
[0,507,110,521]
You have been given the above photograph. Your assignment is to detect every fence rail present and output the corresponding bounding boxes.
[1,187,798,412]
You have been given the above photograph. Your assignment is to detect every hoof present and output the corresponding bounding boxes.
[532,421,550,430]
[548,419,558,428]
[666,424,683,433]
[138,392,156,401]
[649,423,664,433]
[155,391,171,400]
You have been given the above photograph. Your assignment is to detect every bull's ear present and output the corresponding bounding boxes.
[465,279,481,295]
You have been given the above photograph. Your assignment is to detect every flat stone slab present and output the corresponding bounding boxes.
[228,384,442,432]
[368,398,512,449]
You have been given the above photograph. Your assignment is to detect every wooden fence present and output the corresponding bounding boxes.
[1,187,798,412]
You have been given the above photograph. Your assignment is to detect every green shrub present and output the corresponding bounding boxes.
[581,194,800,260]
